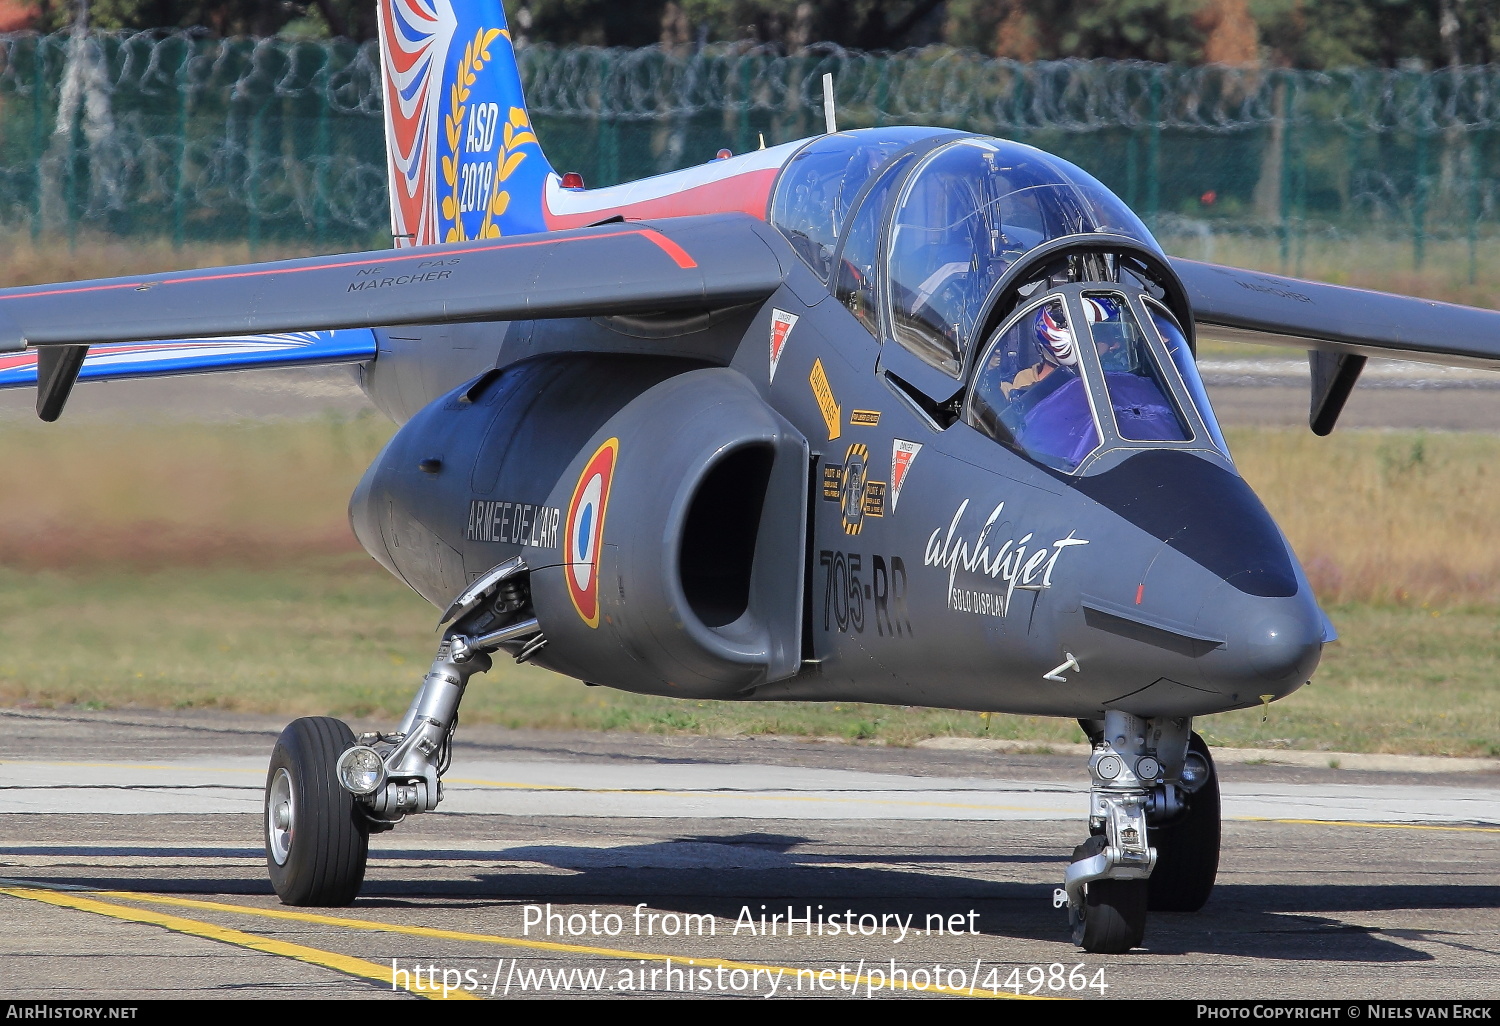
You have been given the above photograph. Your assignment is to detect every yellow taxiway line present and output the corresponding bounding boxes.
[5,886,1034,999]
[0,885,475,1000]
[1232,817,1500,833]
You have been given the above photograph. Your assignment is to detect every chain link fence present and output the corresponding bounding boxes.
[2,31,1498,277]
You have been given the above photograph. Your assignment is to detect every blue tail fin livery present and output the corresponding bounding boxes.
[373,0,812,237]
[377,0,554,245]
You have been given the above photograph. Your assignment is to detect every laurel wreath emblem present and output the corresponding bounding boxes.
[440,28,538,242]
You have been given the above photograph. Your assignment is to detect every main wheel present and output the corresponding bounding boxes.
[265,716,369,906]
[1148,732,1220,912]
[1068,835,1148,953]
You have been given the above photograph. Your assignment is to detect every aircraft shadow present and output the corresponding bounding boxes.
[13,831,1496,962]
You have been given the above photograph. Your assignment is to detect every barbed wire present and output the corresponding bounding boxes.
[0,31,383,113]
[0,32,1498,133]
[518,45,1500,134]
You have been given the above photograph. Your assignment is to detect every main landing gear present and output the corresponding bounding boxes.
[1064,712,1220,953]
[263,558,544,906]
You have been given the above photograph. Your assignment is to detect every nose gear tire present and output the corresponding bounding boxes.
[1147,732,1220,913]
[1068,835,1148,953]
[264,716,369,907]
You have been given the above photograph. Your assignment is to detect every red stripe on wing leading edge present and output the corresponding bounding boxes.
[0,230,700,302]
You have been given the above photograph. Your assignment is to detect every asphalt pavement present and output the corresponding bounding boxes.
[1,708,1496,1001]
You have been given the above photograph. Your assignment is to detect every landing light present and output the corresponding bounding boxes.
[337,746,386,796]
[1180,751,1211,793]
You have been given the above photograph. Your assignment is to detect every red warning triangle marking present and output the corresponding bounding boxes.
[890,439,922,513]
[769,309,798,383]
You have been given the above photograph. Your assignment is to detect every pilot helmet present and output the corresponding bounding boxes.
[1036,305,1078,368]
[1083,295,1119,323]
[1083,295,1130,362]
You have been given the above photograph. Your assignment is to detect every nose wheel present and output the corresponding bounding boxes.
[264,716,369,906]
[1147,732,1220,912]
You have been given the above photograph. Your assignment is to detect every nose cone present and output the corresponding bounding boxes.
[1214,583,1325,699]
[1247,612,1323,682]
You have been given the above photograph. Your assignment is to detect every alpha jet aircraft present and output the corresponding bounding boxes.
[3,0,1499,955]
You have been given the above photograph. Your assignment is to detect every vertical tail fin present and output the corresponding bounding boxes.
[376,0,554,246]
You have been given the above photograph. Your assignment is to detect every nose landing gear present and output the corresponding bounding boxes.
[1064,713,1221,952]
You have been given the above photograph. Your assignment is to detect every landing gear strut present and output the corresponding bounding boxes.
[262,557,545,906]
[1064,712,1219,952]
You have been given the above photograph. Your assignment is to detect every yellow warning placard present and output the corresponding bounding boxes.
[809,358,841,440]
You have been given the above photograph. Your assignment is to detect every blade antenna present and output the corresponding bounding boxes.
[822,73,838,134]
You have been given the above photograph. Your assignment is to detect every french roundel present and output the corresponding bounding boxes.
[563,438,619,628]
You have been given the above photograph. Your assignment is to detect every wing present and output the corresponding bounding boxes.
[0,213,789,420]
[0,214,784,351]
[1170,257,1500,434]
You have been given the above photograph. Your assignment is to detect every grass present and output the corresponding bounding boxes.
[0,417,1497,757]
[1165,232,1500,360]
[0,559,1089,748]
[0,235,329,288]
[0,562,1494,757]
[1199,602,1500,757]
[0,412,394,568]
[1228,427,1500,606]
[5,417,1497,605]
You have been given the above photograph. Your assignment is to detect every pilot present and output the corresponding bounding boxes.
[1081,295,1129,371]
[999,304,1079,400]
[972,300,1099,467]
[998,296,1127,400]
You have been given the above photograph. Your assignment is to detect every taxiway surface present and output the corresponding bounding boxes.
[1,708,1496,1001]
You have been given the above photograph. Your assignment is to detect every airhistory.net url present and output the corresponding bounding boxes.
[390,957,1110,998]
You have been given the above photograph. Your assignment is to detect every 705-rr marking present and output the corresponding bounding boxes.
[819,550,913,637]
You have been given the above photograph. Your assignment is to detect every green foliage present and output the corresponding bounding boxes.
[1251,0,1484,70]
[30,0,377,40]
[1008,0,1214,64]
[513,0,1500,69]
[18,0,1500,67]
[516,0,668,47]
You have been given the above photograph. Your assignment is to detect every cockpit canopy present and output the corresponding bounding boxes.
[771,130,1229,475]
[886,137,1156,376]
[772,132,1156,370]
[769,127,955,282]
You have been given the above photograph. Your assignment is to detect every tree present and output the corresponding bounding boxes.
[29,0,377,40]
[18,0,1500,69]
